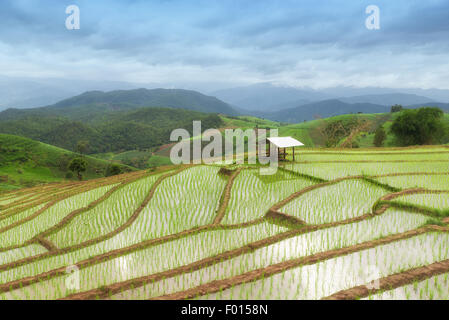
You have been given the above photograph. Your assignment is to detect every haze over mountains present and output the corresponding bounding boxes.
[212,83,449,112]
[1,80,449,125]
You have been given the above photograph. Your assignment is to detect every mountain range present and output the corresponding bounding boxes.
[0,88,238,121]
[1,86,448,135]
[212,83,449,113]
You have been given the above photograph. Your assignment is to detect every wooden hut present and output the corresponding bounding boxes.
[266,137,304,161]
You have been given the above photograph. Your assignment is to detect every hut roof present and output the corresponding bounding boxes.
[266,137,304,148]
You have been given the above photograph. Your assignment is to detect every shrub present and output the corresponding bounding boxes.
[105,163,122,177]
[373,126,386,147]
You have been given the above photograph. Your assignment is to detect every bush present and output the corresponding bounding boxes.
[105,163,122,177]
[390,107,446,146]
[391,104,403,113]
[68,157,88,180]
[65,172,74,179]
[373,126,386,147]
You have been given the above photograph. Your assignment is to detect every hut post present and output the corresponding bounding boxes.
[292,146,295,161]
[255,124,259,157]
[267,138,270,157]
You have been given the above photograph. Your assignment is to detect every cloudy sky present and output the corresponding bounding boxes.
[1,0,449,91]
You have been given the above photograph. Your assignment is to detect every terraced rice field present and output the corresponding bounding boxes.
[0,146,448,300]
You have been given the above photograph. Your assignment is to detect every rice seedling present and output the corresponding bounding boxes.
[0,245,47,265]
[0,222,286,299]
[223,169,316,224]
[285,162,449,180]
[107,209,429,299]
[374,174,449,190]
[396,193,449,213]
[47,174,165,248]
[0,184,117,249]
[297,152,449,162]
[1,146,448,300]
[202,232,449,300]
[281,180,386,224]
[365,272,449,300]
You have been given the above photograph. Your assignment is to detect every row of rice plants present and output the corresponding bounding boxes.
[47,173,166,248]
[0,184,117,249]
[284,162,449,180]
[1,169,147,214]
[290,147,449,154]
[0,167,238,283]
[118,166,227,240]
[202,232,449,300]
[107,209,429,299]
[0,221,286,299]
[0,192,40,207]
[374,174,449,191]
[296,153,449,162]
[396,193,449,212]
[223,169,316,224]
[281,180,387,224]
[0,203,48,230]
[365,272,449,300]
[0,183,84,211]
[0,245,47,266]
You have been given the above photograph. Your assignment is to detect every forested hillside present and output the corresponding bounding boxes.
[0,107,223,153]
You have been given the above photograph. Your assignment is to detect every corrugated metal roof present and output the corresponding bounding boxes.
[266,137,304,148]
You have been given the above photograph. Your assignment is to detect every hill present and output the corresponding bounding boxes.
[407,102,449,112]
[212,83,328,111]
[265,99,389,123]
[0,88,238,121]
[218,110,449,148]
[0,107,224,154]
[339,93,434,106]
[53,88,238,115]
[0,134,133,191]
[212,83,448,112]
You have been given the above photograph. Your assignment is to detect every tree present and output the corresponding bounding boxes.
[76,140,90,155]
[390,107,446,146]
[390,104,403,113]
[106,163,122,177]
[373,126,386,147]
[68,157,88,180]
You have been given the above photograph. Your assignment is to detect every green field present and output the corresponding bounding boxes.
[0,134,134,191]
[0,145,448,300]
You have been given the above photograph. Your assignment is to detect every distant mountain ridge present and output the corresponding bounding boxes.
[338,93,434,106]
[50,88,238,115]
[212,83,329,111]
[266,99,389,123]
[259,99,449,123]
[212,83,448,112]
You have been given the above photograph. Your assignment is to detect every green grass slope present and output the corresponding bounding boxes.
[220,111,449,148]
[0,134,134,191]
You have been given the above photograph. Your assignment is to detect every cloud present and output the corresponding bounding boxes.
[0,0,448,90]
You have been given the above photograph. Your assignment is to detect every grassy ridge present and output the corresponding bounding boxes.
[221,112,449,148]
[0,134,133,191]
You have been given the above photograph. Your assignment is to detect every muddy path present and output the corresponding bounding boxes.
[213,168,242,225]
